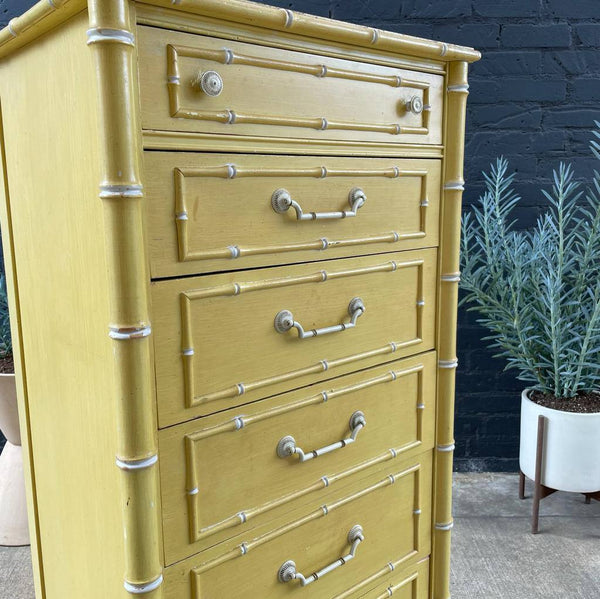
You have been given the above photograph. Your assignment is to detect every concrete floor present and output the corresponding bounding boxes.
[1,473,599,598]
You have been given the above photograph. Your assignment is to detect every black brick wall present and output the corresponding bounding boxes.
[1,1,599,470]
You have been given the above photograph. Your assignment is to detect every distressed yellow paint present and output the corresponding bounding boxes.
[0,1,476,597]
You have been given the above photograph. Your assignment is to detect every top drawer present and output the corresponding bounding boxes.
[137,26,443,145]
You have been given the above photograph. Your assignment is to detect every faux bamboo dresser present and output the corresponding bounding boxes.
[0,1,479,598]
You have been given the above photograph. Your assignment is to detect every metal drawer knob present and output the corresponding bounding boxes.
[277,411,366,462]
[193,70,223,96]
[278,525,365,586]
[406,95,424,114]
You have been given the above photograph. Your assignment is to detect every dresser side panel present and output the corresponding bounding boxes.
[0,13,127,598]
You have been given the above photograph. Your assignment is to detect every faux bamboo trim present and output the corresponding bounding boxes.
[87,0,163,596]
[438,358,458,369]
[116,455,159,471]
[433,59,470,599]
[86,27,135,46]
[138,0,480,63]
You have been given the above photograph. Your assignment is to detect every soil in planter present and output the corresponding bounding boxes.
[0,354,14,374]
[530,390,600,414]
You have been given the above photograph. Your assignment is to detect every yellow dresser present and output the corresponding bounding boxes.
[0,1,479,597]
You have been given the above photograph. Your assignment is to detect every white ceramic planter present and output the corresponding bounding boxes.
[0,372,29,546]
[520,389,600,493]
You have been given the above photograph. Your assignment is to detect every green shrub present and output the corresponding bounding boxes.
[460,124,600,399]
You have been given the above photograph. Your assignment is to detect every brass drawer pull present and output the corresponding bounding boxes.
[274,297,365,339]
[277,411,366,462]
[271,187,366,221]
[192,70,224,96]
[278,525,365,586]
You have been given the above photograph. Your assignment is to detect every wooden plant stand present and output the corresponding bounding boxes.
[519,415,600,534]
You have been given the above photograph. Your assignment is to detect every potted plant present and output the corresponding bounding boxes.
[0,271,29,545]
[460,125,600,532]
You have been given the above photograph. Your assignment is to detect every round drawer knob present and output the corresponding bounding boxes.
[193,70,223,96]
[406,95,424,114]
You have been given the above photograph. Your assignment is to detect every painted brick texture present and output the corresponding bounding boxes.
[1,1,599,471]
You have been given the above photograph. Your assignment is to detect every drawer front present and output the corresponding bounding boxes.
[355,558,429,599]
[144,152,441,278]
[152,249,437,427]
[163,455,432,599]
[138,26,443,145]
[160,353,436,564]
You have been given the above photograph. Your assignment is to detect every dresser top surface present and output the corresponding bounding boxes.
[0,0,480,62]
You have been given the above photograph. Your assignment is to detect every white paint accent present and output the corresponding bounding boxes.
[226,163,237,178]
[370,29,380,44]
[175,211,188,221]
[99,184,143,199]
[440,43,448,56]
[443,181,465,191]
[448,84,470,93]
[187,487,199,496]
[47,0,57,8]
[438,358,459,369]
[124,574,163,594]
[435,521,454,531]
[437,443,456,453]
[224,49,234,64]
[167,75,180,85]
[228,245,240,258]
[109,326,151,340]
[182,348,194,356]
[441,273,461,282]
[284,9,294,28]
[8,20,17,37]
[320,118,328,130]
[116,454,158,471]
[86,28,135,46]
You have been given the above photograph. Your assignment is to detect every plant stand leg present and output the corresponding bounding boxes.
[532,415,546,534]
[519,470,526,499]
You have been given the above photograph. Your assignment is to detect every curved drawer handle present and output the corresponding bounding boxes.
[278,525,365,587]
[274,297,365,339]
[271,187,366,221]
[277,411,366,462]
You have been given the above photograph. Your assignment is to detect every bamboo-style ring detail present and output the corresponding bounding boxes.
[278,525,364,586]
[276,411,366,461]
[193,70,223,96]
[271,187,366,220]
[274,297,365,338]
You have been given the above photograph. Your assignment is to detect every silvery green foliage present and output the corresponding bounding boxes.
[0,273,11,358]
[460,124,600,399]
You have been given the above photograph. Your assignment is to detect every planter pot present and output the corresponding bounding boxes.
[0,372,29,546]
[520,389,600,494]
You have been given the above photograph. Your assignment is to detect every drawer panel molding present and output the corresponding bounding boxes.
[145,152,441,277]
[181,258,426,409]
[175,162,432,266]
[138,27,444,145]
[166,43,433,137]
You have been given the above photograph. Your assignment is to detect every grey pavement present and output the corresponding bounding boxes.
[1,473,599,598]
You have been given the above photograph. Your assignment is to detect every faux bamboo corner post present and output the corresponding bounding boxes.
[433,60,469,599]
[87,0,163,596]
